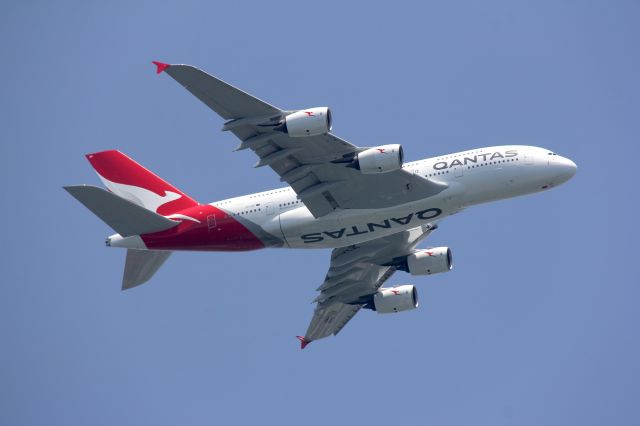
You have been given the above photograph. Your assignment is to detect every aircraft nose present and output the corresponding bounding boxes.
[562,157,577,177]
[552,156,577,184]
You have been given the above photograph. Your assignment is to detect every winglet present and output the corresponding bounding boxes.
[296,336,310,350]
[152,61,170,74]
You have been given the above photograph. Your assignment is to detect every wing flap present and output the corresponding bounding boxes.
[304,303,362,342]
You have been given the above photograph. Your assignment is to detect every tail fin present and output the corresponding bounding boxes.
[86,150,199,215]
[64,185,179,237]
[123,249,172,290]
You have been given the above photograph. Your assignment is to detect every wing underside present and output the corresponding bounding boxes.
[299,223,439,346]
[158,63,447,218]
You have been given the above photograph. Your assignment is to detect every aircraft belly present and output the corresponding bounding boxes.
[279,200,453,249]
[459,166,547,206]
[276,207,342,249]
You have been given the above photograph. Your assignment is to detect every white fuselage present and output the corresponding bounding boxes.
[209,145,576,249]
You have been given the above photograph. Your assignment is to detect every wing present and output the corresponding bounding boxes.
[297,222,439,348]
[155,62,447,217]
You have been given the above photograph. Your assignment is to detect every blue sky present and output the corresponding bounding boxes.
[1,1,639,425]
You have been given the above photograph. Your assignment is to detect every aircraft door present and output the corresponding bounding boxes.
[207,214,217,231]
[454,166,463,177]
[264,202,275,215]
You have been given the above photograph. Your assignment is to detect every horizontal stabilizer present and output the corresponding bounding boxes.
[123,249,172,290]
[64,185,179,237]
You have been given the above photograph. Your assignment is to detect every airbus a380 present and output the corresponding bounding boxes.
[65,61,577,348]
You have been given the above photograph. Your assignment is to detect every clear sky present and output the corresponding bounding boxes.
[1,1,639,425]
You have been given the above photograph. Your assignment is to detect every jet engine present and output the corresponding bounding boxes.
[372,285,418,314]
[357,144,404,174]
[282,107,332,137]
[406,247,452,275]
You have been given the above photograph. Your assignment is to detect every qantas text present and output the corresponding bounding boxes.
[433,150,518,170]
[300,208,442,243]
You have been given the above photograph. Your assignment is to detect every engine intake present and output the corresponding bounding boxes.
[281,107,332,137]
[372,285,419,314]
[357,144,403,174]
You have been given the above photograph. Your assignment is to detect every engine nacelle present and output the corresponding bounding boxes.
[407,247,452,276]
[373,285,419,314]
[357,144,404,174]
[283,107,332,137]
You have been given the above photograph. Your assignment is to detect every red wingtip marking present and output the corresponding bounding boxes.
[152,61,170,74]
[296,336,310,349]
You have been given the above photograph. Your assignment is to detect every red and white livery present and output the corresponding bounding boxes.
[66,62,577,348]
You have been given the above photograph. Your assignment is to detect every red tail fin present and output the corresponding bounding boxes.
[86,150,199,215]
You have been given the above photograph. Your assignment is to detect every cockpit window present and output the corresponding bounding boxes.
[547,152,557,156]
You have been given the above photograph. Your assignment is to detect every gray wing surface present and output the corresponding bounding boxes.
[159,64,447,218]
[164,64,281,120]
[64,185,179,237]
[299,223,438,347]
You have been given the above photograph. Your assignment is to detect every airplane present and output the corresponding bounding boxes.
[65,61,577,349]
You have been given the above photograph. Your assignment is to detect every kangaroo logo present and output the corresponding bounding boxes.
[97,175,199,223]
